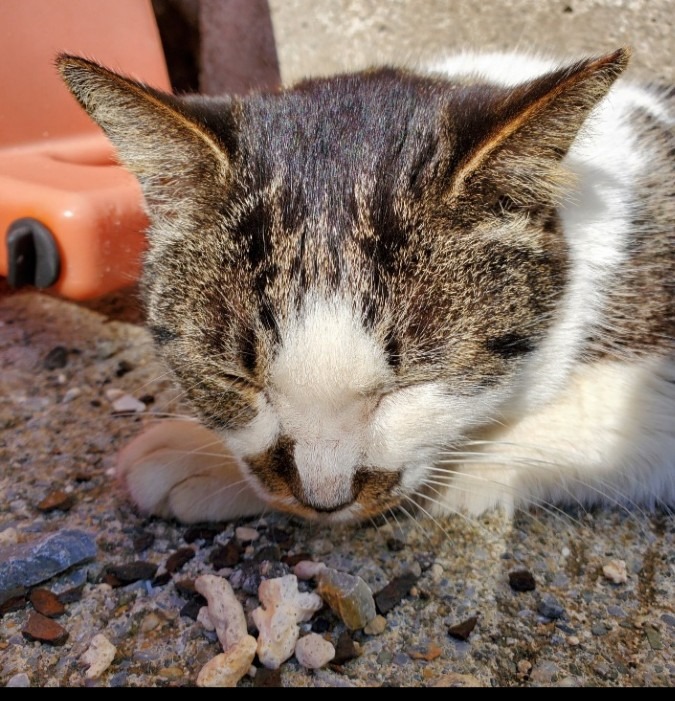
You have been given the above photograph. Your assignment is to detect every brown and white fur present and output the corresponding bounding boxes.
[57,48,674,525]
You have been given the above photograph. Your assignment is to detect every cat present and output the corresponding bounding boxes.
[57,47,674,526]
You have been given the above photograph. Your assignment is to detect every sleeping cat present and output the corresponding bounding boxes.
[57,48,674,525]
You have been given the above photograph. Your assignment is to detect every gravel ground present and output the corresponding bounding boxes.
[1,0,673,687]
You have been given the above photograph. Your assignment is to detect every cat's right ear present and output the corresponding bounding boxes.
[57,55,232,228]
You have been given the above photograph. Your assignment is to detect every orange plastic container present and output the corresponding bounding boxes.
[0,0,171,299]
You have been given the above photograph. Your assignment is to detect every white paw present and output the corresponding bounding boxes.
[117,420,268,523]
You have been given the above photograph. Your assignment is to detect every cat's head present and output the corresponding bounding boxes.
[58,49,628,522]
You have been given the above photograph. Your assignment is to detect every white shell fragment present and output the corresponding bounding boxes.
[602,559,628,584]
[194,574,249,650]
[196,636,258,687]
[235,526,260,542]
[81,633,117,679]
[294,633,336,669]
[293,560,327,580]
[111,394,146,413]
[251,574,323,669]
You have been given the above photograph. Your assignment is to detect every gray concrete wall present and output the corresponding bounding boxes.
[268,0,673,83]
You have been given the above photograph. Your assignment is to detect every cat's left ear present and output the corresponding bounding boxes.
[447,48,631,205]
[57,54,232,227]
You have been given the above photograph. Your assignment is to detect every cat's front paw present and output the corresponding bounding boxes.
[117,420,267,523]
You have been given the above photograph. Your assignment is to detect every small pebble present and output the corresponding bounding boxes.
[43,346,68,370]
[111,394,146,413]
[538,595,565,620]
[29,588,65,617]
[508,569,536,592]
[645,626,663,650]
[363,614,387,636]
[252,667,282,687]
[184,524,224,544]
[158,666,183,679]
[81,633,117,679]
[5,673,31,687]
[317,568,376,631]
[140,612,162,633]
[22,611,69,646]
[429,564,444,582]
[102,561,158,587]
[374,571,419,615]
[235,526,260,543]
[104,388,125,401]
[209,541,242,569]
[164,547,195,574]
[293,560,327,580]
[602,559,628,584]
[408,642,442,661]
[61,387,82,403]
[294,633,336,669]
[133,532,155,552]
[332,630,360,664]
[432,673,483,687]
[448,615,479,641]
[115,360,134,377]
[591,622,611,636]
[36,490,75,513]
[517,660,532,676]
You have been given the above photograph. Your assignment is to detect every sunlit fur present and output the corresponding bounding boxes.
[59,48,674,525]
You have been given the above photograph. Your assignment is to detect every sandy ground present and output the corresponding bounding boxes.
[1,0,673,687]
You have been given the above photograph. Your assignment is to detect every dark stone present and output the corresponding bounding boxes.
[374,571,419,614]
[448,615,479,641]
[179,598,204,621]
[232,559,290,596]
[57,583,85,604]
[333,630,360,664]
[36,490,76,513]
[133,532,155,552]
[184,524,224,545]
[165,547,195,573]
[254,545,281,562]
[151,571,172,587]
[43,346,68,370]
[209,540,242,569]
[0,530,97,596]
[22,611,69,645]
[266,527,294,549]
[115,360,134,377]
[102,561,158,587]
[386,538,405,552]
[311,614,332,634]
[253,667,282,687]
[0,586,27,615]
[174,578,197,596]
[508,569,536,592]
[29,588,66,617]
[138,394,155,405]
